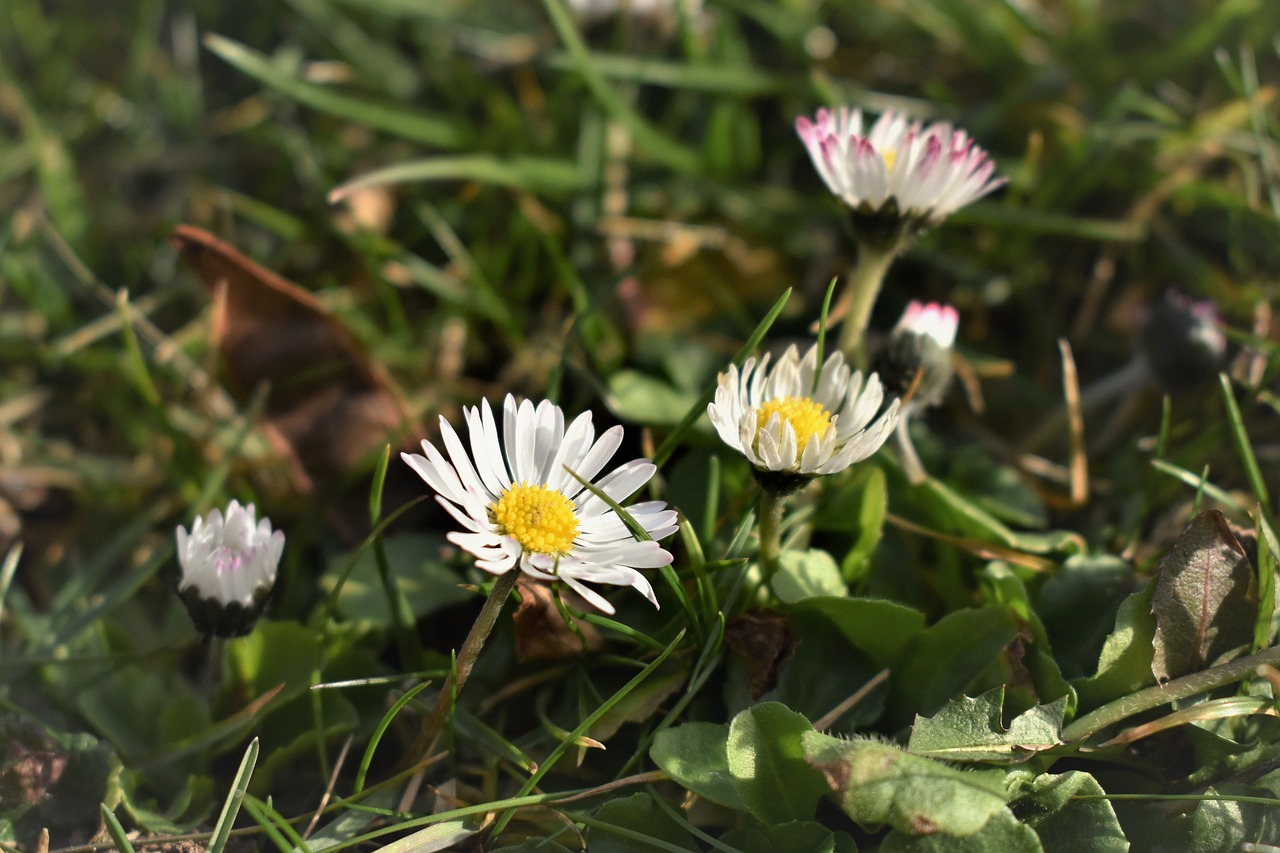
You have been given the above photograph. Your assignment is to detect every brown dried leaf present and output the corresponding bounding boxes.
[512,576,603,663]
[170,225,420,492]
[1151,509,1259,682]
[725,609,798,700]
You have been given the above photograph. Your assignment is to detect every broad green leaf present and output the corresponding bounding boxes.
[1036,555,1134,679]
[1009,771,1128,853]
[1164,781,1280,852]
[879,809,1043,852]
[803,731,1009,837]
[606,370,701,428]
[721,820,844,853]
[588,792,697,852]
[908,687,1066,763]
[1151,510,1258,681]
[1072,582,1157,713]
[727,703,829,825]
[791,597,926,667]
[890,606,1020,725]
[650,723,746,811]
[772,549,847,603]
[980,562,1076,712]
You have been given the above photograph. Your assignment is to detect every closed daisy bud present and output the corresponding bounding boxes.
[176,500,284,638]
[1139,291,1227,393]
[402,395,678,615]
[873,301,959,408]
[872,301,959,485]
[707,343,899,496]
[795,107,1005,251]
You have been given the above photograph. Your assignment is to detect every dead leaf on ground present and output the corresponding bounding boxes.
[512,576,603,662]
[170,225,423,500]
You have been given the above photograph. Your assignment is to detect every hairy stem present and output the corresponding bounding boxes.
[409,569,521,764]
[758,489,786,590]
[1062,645,1280,743]
[837,244,898,366]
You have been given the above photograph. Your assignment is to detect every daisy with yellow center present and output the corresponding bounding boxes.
[795,107,1005,231]
[402,395,678,614]
[707,343,900,486]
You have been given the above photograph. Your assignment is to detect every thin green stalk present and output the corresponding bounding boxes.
[407,569,520,765]
[1062,644,1280,743]
[757,490,786,589]
[837,244,898,365]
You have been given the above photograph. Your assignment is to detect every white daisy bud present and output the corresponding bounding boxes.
[175,500,284,638]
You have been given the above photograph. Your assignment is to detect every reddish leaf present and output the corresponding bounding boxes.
[1151,510,1258,682]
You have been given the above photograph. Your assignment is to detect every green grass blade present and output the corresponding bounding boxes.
[1219,373,1272,518]
[329,155,584,203]
[243,795,310,853]
[353,680,434,795]
[203,34,466,148]
[538,0,701,174]
[100,803,138,853]
[0,543,21,628]
[208,738,260,853]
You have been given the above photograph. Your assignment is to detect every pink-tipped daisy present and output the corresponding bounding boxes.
[402,395,679,615]
[795,107,1005,242]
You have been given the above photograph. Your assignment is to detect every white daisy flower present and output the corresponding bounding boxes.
[176,500,284,637]
[895,300,959,349]
[402,395,679,615]
[795,107,1005,230]
[707,344,899,484]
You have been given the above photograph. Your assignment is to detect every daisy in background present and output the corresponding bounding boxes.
[795,106,1004,360]
[871,301,960,485]
[708,342,898,584]
[176,500,284,638]
[403,394,678,615]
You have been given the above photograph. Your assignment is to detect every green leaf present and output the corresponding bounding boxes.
[844,465,888,584]
[802,731,1009,837]
[790,597,926,668]
[1009,771,1128,853]
[650,722,746,811]
[979,562,1076,712]
[320,533,473,627]
[1072,582,1157,712]
[772,549,847,603]
[589,665,687,743]
[727,703,829,825]
[1151,510,1258,681]
[879,809,1043,852]
[330,154,584,202]
[588,792,697,852]
[606,370,700,427]
[721,820,843,853]
[207,738,258,853]
[1036,555,1134,679]
[376,819,482,853]
[890,607,1021,725]
[1165,781,1280,852]
[490,842,577,853]
[908,687,1066,763]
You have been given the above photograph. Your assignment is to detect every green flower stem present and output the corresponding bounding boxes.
[837,243,898,366]
[1061,645,1280,743]
[758,489,786,589]
[409,568,521,765]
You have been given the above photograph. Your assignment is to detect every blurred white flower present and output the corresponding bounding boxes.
[176,500,284,637]
[795,107,1005,235]
[707,343,899,487]
[403,395,678,615]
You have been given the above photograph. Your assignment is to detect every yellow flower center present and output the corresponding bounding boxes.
[882,149,898,173]
[491,482,579,556]
[756,397,832,457]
